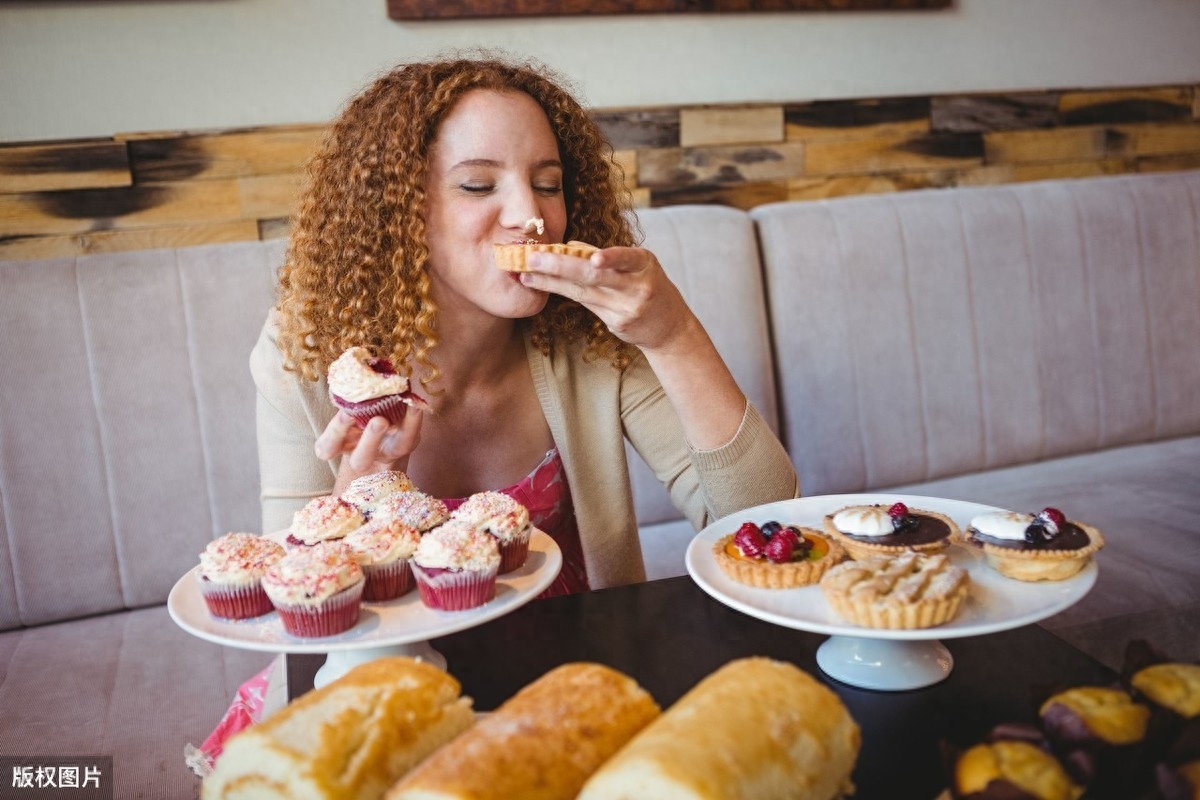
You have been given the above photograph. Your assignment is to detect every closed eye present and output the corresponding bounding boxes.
[460,183,494,195]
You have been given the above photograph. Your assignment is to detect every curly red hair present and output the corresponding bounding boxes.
[275,53,638,388]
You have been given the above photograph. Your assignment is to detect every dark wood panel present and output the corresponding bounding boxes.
[388,0,951,20]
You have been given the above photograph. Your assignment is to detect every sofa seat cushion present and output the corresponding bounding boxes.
[886,435,1200,669]
[0,605,272,799]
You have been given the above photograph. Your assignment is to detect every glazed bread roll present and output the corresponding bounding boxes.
[387,662,661,800]
[577,657,860,800]
[202,657,474,800]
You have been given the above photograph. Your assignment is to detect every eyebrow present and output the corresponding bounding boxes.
[449,158,563,170]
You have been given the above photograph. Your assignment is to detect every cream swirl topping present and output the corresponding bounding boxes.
[372,491,449,532]
[969,511,1035,541]
[344,520,421,565]
[289,495,364,545]
[450,491,531,543]
[341,470,416,514]
[327,346,411,403]
[198,533,285,585]
[261,542,363,606]
[413,520,500,572]
[832,506,895,537]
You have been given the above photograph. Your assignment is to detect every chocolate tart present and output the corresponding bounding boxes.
[823,503,959,561]
[712,528,846,589]
[965,512,1104,582]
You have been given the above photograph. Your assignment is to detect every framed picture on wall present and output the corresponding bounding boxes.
[387,0,952,21]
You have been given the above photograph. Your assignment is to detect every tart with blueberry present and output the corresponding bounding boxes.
[713,520,846,589]
[823,502,959,561]
[964,507,1103,582]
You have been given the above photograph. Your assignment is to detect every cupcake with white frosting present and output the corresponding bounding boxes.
[344,519,421,601]
[327,346,427,428]
[372,491,449,533]
[261,541,364,637]
[197,532,286,620]
[450,490,533,574]
[410,520,501,611]
[341,470,416,518]
[287,495,364,547]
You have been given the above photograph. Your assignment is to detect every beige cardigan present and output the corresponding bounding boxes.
[249,317,799,589]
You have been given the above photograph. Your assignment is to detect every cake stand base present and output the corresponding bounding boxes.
[816,635,953,691]
[313,641,448,688]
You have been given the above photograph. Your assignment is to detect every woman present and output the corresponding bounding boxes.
[250,53,798,595]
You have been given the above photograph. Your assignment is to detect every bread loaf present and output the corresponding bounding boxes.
[577,657,860,800]
[386,662,661,800]
[201,657,474,800]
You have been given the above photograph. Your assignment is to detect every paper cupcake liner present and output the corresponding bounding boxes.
[331,392,411,428]
[361,560,414,601]
[411,562,498,611]
[199,577,275,620]
[272,580,364,637]
[497,530,532,574]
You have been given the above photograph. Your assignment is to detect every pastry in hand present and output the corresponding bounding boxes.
[713,520,846,588]
[823,501,959,561]
[963,507,1103,582]
[494,240,599,272]
[819,549,970,630]
[327,346,427,428]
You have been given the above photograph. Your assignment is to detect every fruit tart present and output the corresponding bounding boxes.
[963,507,1104,582]
[823,501,960,561]
[713,520,846,589]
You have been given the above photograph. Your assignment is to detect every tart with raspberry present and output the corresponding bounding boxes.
[823,501,959,561]
[964,506,1104,582]
[713,520,846,589]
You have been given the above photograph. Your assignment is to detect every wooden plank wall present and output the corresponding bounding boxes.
[2,85,1199,260]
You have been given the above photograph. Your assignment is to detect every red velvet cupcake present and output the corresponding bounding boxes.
[372,491,449,533]
[344,519,421,601]
[340,470,416,519]
[327,346,427,428]
[450,490,533,574]
[197,532,286,620]
[287,495,364,547]
[410,520,501,611]
[261,542,365,637]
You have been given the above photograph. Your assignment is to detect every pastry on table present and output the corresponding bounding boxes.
[286,494,365,547]
[343,519,421,601]
[196,532,286,620]
[819,549,970,630]
[712,519,846,588]
[449,490,533,574]
[577,657,860,800]
[963,507,1104,582]
[823,501,959,561]
[327,346,427,428]
[950,737,1083,800]
[201,657,474,800]
[261,541,365,637]
[372,490,449,533]
[341,470,416,518]
[387,663,660,800]
[410,519,501,611]
[1039,686,1152,794]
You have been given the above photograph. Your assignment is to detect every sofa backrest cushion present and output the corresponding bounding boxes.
[752,170,1200,495]
[626,205,780,526]
[0,241,281,629]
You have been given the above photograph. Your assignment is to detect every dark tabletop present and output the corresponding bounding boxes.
[289,575,1116,800]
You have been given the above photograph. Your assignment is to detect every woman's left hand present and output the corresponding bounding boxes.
[520,246,693,354]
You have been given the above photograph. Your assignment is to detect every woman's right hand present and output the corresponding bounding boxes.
[314,408,423,489]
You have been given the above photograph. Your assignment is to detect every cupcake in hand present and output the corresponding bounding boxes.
[327,346,427,428]
[261,542,365,637]
[344,519,421,601]
[410,520,501,611]
[450,491,532,574]
[197,533,286,620]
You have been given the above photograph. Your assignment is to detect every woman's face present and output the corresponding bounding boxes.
[424,88,568,321]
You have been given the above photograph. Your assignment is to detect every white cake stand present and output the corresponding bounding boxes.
[685,494,1097,691]
[169,530,562,688]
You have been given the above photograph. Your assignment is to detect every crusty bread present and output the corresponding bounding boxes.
[577,657,861,800]
[201,657,474,800]
[493,240,598,272]
[386,662,660,800]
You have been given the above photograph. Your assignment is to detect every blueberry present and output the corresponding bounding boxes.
[761,521,784,538]
[1024,523,1050,544]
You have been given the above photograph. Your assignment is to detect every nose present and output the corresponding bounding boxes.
[499,184,543,236]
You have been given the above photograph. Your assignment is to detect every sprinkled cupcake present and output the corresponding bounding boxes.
[196,533,286,620]
[261,541,364,637]
[287,495,364,547]
[327,346,426,428]
[450,491,533,574]
[372,491,449,533]
[410,520,501,611]
[340,470,416,519]
[343,519,421,601]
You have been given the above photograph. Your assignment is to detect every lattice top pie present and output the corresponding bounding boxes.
[818,549,970,630]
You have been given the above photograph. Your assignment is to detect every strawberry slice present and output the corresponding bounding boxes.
[764,533,795,564]
[733,522,768,558]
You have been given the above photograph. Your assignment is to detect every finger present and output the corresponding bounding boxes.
[347,416,389,472]
[315,410,357,460]
[379,407,423,461]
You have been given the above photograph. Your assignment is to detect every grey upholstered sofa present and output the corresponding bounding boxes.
[2,169,1198,799]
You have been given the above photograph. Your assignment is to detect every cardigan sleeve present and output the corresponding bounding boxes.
[248,315,337,534]
[620,352,798,531]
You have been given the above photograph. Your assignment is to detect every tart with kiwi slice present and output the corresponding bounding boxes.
[713,520,847,589]
[963,507,1104,582]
